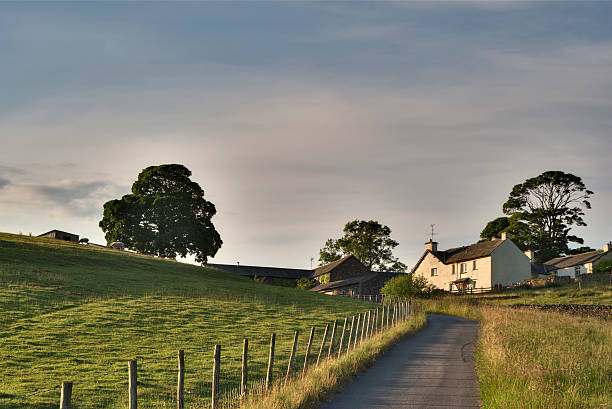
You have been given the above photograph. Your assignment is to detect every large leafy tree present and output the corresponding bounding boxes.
[501,171,593,262]
[319,220,407,272]
[479,216,530,250]
[99,164,222,263]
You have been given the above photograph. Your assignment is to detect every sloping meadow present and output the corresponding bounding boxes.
[0,233,375,408]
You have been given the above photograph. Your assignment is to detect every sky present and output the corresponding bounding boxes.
[0,1,611,269]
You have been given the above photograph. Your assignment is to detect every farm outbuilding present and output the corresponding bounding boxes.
[38,229,79,243]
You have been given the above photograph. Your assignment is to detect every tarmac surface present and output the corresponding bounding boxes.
[319,314,481,409]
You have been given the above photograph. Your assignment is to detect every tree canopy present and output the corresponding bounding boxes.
[99,164,222,263]
[499,170,593,262]
[319,220,407,272]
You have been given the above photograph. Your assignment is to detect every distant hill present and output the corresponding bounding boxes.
[0,232,369,408]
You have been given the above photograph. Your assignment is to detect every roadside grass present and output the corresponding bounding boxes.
[467,284,612,306]
[424,297,612,409]
[239,312,427,409]
[0,233,376,409]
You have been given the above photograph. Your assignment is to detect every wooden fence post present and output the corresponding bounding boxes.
[241,339,248,398]
[375,308,379,333]
[303,327,315,374]
[409,298,412,315]
[316,324,328,366]
[266,333,275,390]
[177,350,184,409]
[285,331,299,384]
[212,345,220,409]
[360,311,367,343]
[337,317,348,358]
[346,315,356,352]
[59,381,72,409]
[128,360,137,409]
[327,320,337,359]
[386,304,390,329]
[366,310,372,339]
[353,314,361,348]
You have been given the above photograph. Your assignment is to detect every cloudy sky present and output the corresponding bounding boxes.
[1,1,610,269]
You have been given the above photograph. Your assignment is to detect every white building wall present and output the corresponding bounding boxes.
[413,252,492,290]
[490,239,531,286]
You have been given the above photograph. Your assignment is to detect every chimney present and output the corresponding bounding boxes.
[501,232,510,240]
[604,242,611,252]
[524,250,534,262]
[425,240,438,252]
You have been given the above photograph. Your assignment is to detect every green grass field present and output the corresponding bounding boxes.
[0,233,375,409]
[424,297,611,408]
[468,283,612,306]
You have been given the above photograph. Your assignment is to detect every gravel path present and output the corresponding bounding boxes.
[319,314,481,409]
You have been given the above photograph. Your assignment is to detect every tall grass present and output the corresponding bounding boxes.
[424,298,611,409]
[239,313,427,409]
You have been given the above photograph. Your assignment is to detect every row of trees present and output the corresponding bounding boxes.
[99,165,593,268]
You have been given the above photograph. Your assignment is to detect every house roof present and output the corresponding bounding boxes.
[410,239,505,273]
[543,250,607,270]
[312,254,357,277]
[206,263,313,279]
[310,273,378,292]
[451,277,472,284]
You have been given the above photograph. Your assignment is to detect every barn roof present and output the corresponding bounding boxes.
[309,273,378,292]
[312,254,358,278]
[205,263,312,279]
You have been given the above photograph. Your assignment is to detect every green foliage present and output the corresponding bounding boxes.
[502,171,593,262]
[318,273,330,284]
[99,164,222,263]
[319,220,407,272]
[567,246,596,255]
[594,259,612,273]
[296,277,316,290]
[479,215,531,250]
[380,274,430,298]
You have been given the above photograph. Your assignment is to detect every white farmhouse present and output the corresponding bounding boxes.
[543,242,612,278]
[411,233,531,292]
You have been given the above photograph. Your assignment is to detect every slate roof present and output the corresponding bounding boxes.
[310,273,378,292]
[206,263,313,279]
[410,240,505,274]
[543,250,607,270]
[312,254,356,278]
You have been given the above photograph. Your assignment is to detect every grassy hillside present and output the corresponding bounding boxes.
[0,233,374,409]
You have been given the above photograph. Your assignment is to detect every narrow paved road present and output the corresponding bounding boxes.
[319,314,480,409]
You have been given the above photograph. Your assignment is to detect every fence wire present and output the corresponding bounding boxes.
[1,297,415,409]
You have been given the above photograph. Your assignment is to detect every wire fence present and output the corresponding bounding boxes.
[0,296,417,409]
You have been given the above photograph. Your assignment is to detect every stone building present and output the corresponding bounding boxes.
[309,255,399,295]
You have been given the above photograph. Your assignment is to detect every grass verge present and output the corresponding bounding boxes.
[239,312,427,409]
[424,298,611,409]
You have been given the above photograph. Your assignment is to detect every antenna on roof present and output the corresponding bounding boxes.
[429,224,438,242]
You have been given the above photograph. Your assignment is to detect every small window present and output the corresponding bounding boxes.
[473,260,478,270]
[431,267,438,277]
[460,263,467,273]
[451,264,456,275]
[574,266,581,275]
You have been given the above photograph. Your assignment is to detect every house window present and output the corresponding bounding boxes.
[451,265,456,275]
[431,268,438,277]
[574,266,581,275]
[473,260,478,270]
[460,263,467,273]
